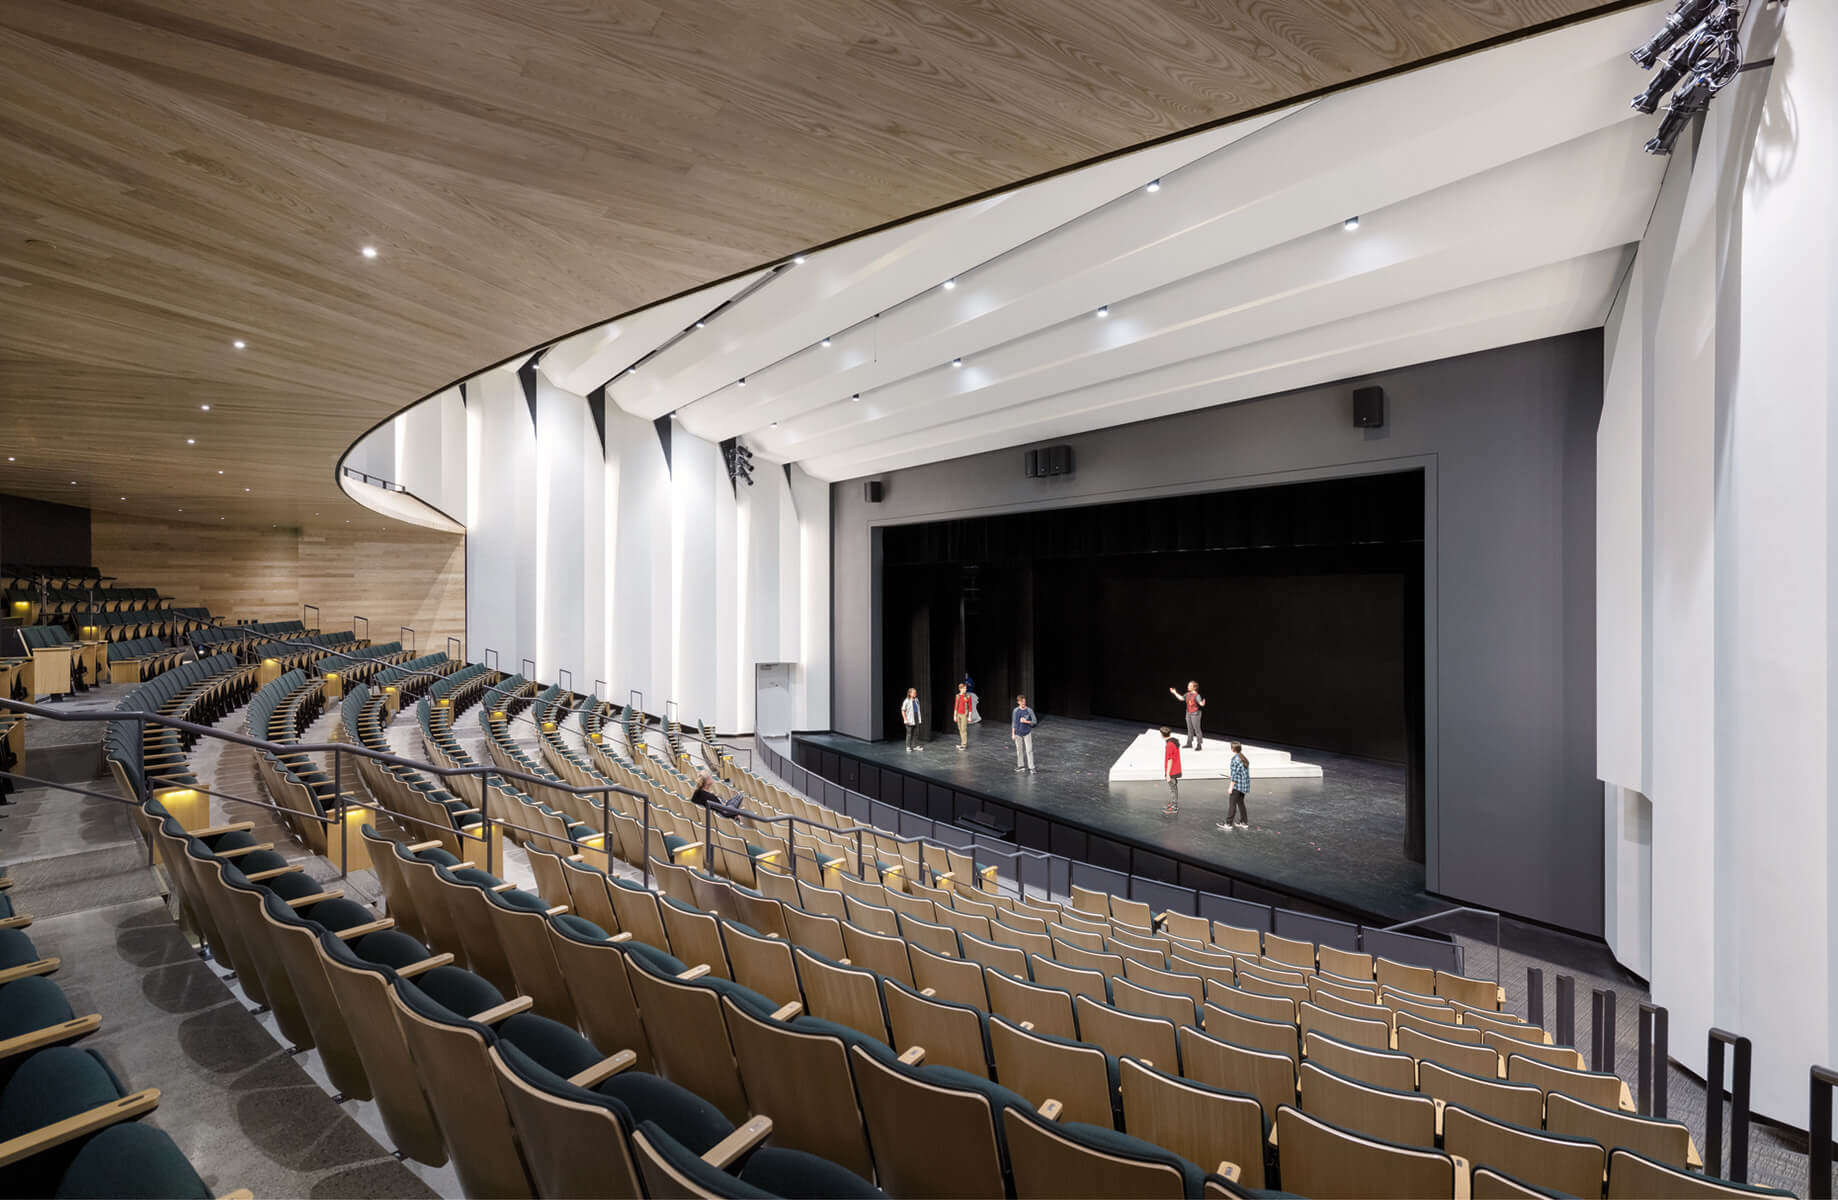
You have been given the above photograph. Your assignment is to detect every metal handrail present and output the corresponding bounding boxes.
[1380,904,1501,988]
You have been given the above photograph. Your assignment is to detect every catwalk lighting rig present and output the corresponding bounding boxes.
[1629,0,1745,156]
[723,437,755,489]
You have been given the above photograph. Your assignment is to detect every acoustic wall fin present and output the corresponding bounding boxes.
[654,414,673,474]
[517,356,540,431]
[458,380,468,407]
[587,386,608,457]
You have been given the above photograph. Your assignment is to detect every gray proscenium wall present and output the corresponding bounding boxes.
[831,331,1602,935]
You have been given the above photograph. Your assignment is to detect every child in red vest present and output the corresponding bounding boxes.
[1161,726,1181,814]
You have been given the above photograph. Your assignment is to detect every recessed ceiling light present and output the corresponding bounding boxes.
[792,255,806,265]
[737,378,747,388]
[5,457,12,462]
[1097,305,1110,318]
[770,421,779,428]
[851,393,860,402]
[243,487,251,492]
[942,279,956,290]
[177,508,184,512]
[217,470,224,475]
[695,320,705,329]
[218,516,225,520]
[69,480,76,485]
[821,337,831,348]
[1344,216,1360,231]
[187,438,196,445]
[952,358,963,368]
[361,245,378,258]
[625,366,636,375]
[200,404,211,411]
[232,340,245,350]
[1146,179,1161,193]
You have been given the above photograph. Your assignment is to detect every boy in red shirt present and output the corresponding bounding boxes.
[953,682,974,750]
[1161,725,1181,814]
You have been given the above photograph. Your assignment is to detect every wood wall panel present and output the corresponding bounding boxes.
[92,513,465,655]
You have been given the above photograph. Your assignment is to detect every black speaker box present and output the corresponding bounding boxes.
[864,480,884,503]
[1353,386,1385,428]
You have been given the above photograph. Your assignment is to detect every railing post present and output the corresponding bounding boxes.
[640,793,651,890]
[1706,1028,1753,1183]
[481,768,496,879]
[1526,967,1544,1030]
[400,626,415,654]
[856,828,865,878]
[1555,975,1576,1048]
[1811,1065,1836,1200]
[335,746,347,880]
[303,604,320,632]
[1591,988,1617,1073]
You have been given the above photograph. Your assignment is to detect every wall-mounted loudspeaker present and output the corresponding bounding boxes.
[864,480,884,503]
[1353,386,1385,428]
[1024,444,1074,478]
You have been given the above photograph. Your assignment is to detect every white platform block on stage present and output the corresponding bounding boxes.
[1107,727,1323,782]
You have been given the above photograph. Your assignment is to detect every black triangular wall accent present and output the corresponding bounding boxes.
[721,437,740,499]
[654,414,673,474]
[587,386,608,457]
[517,357,540,431]
[782,462,798,518]
[458,380,468,407]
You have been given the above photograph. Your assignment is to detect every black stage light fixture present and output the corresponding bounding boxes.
[1632,33,1703,113]
[1631,0,1719,68]
[1646,80,1713,157]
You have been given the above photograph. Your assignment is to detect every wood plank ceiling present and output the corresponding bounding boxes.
[0,0,1618,531]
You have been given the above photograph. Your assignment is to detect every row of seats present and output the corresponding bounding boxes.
[71,607,212,641]
[106,636,186,684]
[105,654,255,801]
[0,849,240,1197]
[187,620,308,661]
[341,684,492,859]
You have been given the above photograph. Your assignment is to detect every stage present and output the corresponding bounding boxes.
[793,713,1436,924]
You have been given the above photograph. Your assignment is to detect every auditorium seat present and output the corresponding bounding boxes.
[1274,1104,1460,1200]
[880,978,990,1077]
[0,1045,161,1192]
[720,998,876,1179]
[987,1014,1119,1128]
[1297,1059,1438,1149]
[1177,1026,1297,1122]
[1605,1147,1795,1200]
[630,1116,883,1200]
[1302,1029,1418,1092]
[847,1038,1024,1198]
[1116,1057,1266,1190]
[1504,1051,1627,1110]
[985,969,1078,1040]
[1001,1102,1207,1198]
[1544,1091,1695,1169]
[1441,1102,1604,1197]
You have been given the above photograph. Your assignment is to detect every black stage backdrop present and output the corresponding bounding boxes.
[880,469,1426,852]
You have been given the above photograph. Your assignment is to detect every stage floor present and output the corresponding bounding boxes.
[797,714,1436,923]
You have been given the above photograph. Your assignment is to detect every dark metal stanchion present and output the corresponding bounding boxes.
[335,747,347,880]
[1811,1065,1836,1200]
[1706,1028,1753,1183]
[1636,1002,1669,1117]
[1590,988,1617,1073]
[1527,967,1544,1030]
[1555,975,1576,1048]
[640,794,651,890]
[481,768,496,878]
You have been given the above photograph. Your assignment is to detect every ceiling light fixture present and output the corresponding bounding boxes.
[792,255,806,265]
[851,393,860,402]
[952,358,963,368]
[821,337,831,347]
[625,366,637,375]
[187,438,196,445]
[1344,216,1360,231]
[217,470,224,475]
[695,320,706,329]
[69,480,76,485]
[1097,305,1110,317]
[737,377,747,387]
[232,339,245,350]
[942,278,956,290]
[770,421,779,428]
[361,245,378,259]
[243,487,251,492]
[1146,179,1161,193]
[200,404,211,411]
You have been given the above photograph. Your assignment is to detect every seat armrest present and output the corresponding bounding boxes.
[1452,1154,1471,1200]
[566,1050,637,1089]
[244,865,303,883]
[331,918,396,941]
[702,1116,773,1170]
[284,891,344,909]
[0,1014,102,1060]
[1036,1099,1063,1120]
[194,821,256,837]
[1215,1162,1241,1182]
[0,915,34,930]
[675,964,711,982]
[544,905,570,917]
[216,843,276,859]
[0,957,59,985]
[396,953,455,979]
[0,1088,160,1167]
[406,840,443,853]
[769,1001,803,1021]
[897,1046,926,1066]
[468,996,534,1025]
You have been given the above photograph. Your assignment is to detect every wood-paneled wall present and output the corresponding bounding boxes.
[92,514,465,655]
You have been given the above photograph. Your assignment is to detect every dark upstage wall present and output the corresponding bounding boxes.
[879,473,1423,764]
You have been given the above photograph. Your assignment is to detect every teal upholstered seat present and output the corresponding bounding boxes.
[52,1122,211,1200]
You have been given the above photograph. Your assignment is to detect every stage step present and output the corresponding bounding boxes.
[1108,727,1324,782]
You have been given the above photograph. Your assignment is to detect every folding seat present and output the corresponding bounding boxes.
[834,921,907,986]
[781,905,848,960]
[1309,971,1381,1006]
[1395,1005,1480,1041]
[0,1045,160,1192]
[1111,976,1201,1028]
[1028,954,1111,1005]
[1179,1026,1296,1122]
[607,876,670,950]
[1492,1033,1586,1071]
[1397,1024,1501,1078]
[910,943,988,1011]
[1159,910,1211,946]
[439,867,552,995]
[1300,1000,1391,1052]
[556,854,622,935]
[192,850,323,1049]
[1311,988,1398,1035]
[1117,1056,1266,1189]
[1002,1102,1205,1199]
[717,921,802,1007]
[523,843,574,908]
[1303,1029,1417,1092]
[1232,968,1309,1011]
[842,895,900,937]
[1210,922,1263,956]
[848,1037,1026,1198]
[1124,958,1205,1010]
[1461,1006,1545,1041]
[660,897,733,980]
[42,1121,225,1200]
[727,887,788,940]
[753,868,802,911]
[315,929,452,1166]
[0,929,57,988]
[1201,1003,1298,1063]
[881,887,934,924]
[630,1117,883,1199]
[1470,1166,1568,1200]
[986,1013,1117,1127]
[1416,1060,1543,1128]
[717,1000,876,1178]
[1605,1147,1795,1200]
[1074,995,1179,1072]
[689,869,741,924]
[994,908,1048,937]
[1275,1105,1458,1199]
[1441,1103,1605,1198]
[1503,1051,1625,1109]
[789,947,888,1043]
[393,844,470,961]
[625,947,778,1123]
[796,881,849,921]
[880,979,990,1077]
[933,904,992,941]
[1070,885,1111,918]
[895,912,960,959]
[0,976,101,1079]
[1299,1059,1436,1148]
[254,888,397,1101]
[1434,969,1504,1011]
[959,931,1028,978]
[1261,932,1317,972]
[544,918,654,1071]
[985,969,1077,1040]
[1170,943,1238,983]
[1045,921,1105,952]
[1544,1091,1694,1169]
